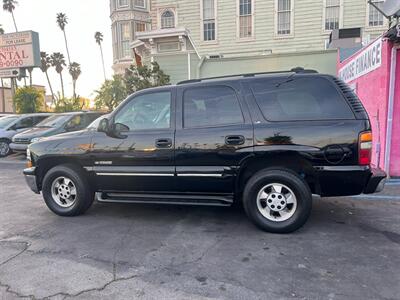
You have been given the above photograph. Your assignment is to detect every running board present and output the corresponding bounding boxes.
[96,192,233,207]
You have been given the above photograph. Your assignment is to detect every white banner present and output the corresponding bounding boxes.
[338,38,382,83]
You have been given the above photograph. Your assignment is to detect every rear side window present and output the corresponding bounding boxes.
[250,77,354,121]
[183,86,244,128]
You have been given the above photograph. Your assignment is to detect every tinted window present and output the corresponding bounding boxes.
[36,115,71,128]
[114,92,171,130]
[250,77,354,121]
[183,86,244,128]
[15,117,34,129]
[65,115,86,131]
[0,116,18,129]
[33,115,50,125]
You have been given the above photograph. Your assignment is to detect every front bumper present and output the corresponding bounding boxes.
[23,167,40,194]
[364,168,386,194]
[10,143,28,152]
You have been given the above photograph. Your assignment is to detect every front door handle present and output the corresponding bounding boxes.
[155,138,172,148]
[225,135,245,146]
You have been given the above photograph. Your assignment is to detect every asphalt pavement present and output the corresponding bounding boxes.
[0,155,399,300]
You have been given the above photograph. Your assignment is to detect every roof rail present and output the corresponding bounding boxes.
[177,67,318,85]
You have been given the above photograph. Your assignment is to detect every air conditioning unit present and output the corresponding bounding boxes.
[328,28,363,49]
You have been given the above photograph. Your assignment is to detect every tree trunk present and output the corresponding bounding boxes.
[63,31,72,65]
[0,79,5,113]
[60,73,65,99]
[11,12,18,32]
[72,80,76,100]
[29,69,33,87]
[100,45,107,81]
[45,71,56,107]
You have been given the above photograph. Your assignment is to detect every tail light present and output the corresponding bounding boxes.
[359,132,372,166]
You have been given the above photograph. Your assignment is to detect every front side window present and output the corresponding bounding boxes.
[120,22,131,58]
[325,0,340,31]
[114,92,171,130]
[15,117,34,130]
[0,116,19,129]
[161,10,175,29]
[239,0,253,38]
[203,0,216,41]
[369,0,384,27]
[65,115,86,131]
[277,0,292,35]
[250,77,354,121]
[183,86,244,128]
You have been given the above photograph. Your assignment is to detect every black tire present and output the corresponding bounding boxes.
[42,164,94,216]
[0,139,12,157]
[243,168,312,233]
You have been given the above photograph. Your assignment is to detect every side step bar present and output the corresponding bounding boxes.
[96,192,233,207]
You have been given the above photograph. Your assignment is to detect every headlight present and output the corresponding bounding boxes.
[31,137,42,143]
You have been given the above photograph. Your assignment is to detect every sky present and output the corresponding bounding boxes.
[0,0,114,99]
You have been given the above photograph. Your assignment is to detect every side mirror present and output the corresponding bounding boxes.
[112,123,129,139]
[98,118,109,133]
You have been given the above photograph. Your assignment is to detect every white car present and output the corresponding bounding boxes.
[0,113,52,157]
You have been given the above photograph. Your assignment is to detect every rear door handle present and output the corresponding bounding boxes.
[225,135,245,146]
[155,138,172,148]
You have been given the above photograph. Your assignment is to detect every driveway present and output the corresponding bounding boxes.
[0,156,399,300]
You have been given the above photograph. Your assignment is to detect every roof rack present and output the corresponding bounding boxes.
[177,67,318,85]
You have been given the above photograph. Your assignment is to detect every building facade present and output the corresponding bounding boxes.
[111,0,389,82]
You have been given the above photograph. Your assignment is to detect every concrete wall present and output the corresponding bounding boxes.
[0,87,13,113]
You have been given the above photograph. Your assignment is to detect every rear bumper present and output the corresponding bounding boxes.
[23,167,40,194]
[10,143,28,152]
[364,168,386,194]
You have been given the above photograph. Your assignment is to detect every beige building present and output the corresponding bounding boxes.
[111,0,388,82]
[0,86,13,113]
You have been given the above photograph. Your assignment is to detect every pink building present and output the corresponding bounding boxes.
[338,36,400,178]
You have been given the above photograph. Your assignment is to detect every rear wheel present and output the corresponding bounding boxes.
[42,164,94,216]
[243,169,312,233]
[0,139,11,157]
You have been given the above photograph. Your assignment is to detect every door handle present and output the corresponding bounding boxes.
[155,138,172,148]
[225,135,245,146]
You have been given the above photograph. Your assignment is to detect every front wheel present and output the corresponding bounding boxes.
[0,139,11,157]
[42,164,94,216]
[243,169,312,233]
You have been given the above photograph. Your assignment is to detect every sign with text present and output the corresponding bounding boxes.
[338,38,382,83]
[0,68,21,78]
[0,31,40,71]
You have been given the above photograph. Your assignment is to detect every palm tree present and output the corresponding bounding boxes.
[40,52,56,105]
[69,62,81,100]
[50,52,66,99]
[95,32,107,81]
[56,13,71,65]
[3,0,18,32]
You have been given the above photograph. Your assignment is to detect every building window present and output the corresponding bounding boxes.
[161,10,175,29]
[239,0,253,38]
[120,23,131,58]
[135,22,146,33]
[202,0,216,41]
[118,0,129,8]
[368,0,384,27]
[134,0,145,8]
[277,0,292,35]
[325,0,340,31]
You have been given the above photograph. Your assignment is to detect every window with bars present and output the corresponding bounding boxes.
[369,0,384,27]
[203,0,216,41]
[134,0,145,8]
[161,10,175,29]
[120,23,131,58]
[325,0,340,31]
[135,22,146,33]
[277,0,292,35]
[239,0,252,38]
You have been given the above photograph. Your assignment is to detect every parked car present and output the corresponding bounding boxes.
[24,69,386,233]
[0,113,52,157]
[10,112,105,153]
[0,114,14,118]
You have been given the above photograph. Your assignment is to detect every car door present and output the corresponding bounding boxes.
[90,88,176,192]
[175,82,253,195]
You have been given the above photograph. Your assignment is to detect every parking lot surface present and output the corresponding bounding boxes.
[0,155,399,300]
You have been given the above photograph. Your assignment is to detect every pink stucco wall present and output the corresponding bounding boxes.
[338,39,400,177]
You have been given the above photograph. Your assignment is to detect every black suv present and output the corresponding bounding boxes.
[24,69,386,233]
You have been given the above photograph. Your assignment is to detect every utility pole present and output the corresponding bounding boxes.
[11,78,16,113]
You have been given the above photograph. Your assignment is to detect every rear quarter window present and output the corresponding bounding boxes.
[250,77,355,121]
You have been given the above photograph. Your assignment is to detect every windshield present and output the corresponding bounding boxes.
[0,116,19,129]
[35,115,71,128]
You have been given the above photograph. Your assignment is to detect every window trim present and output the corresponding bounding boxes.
[322,0,344,34]
[182,85,245,130]
[366,0,386,29]
[236,0,255,41]
[112,90,174,132]
[200,0,218,43]
[274,0,294,39]
[159,8,177,29]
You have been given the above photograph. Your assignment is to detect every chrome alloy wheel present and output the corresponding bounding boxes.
[0,141,10,156]
[256,183,297,222]
[51,176,77,208]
